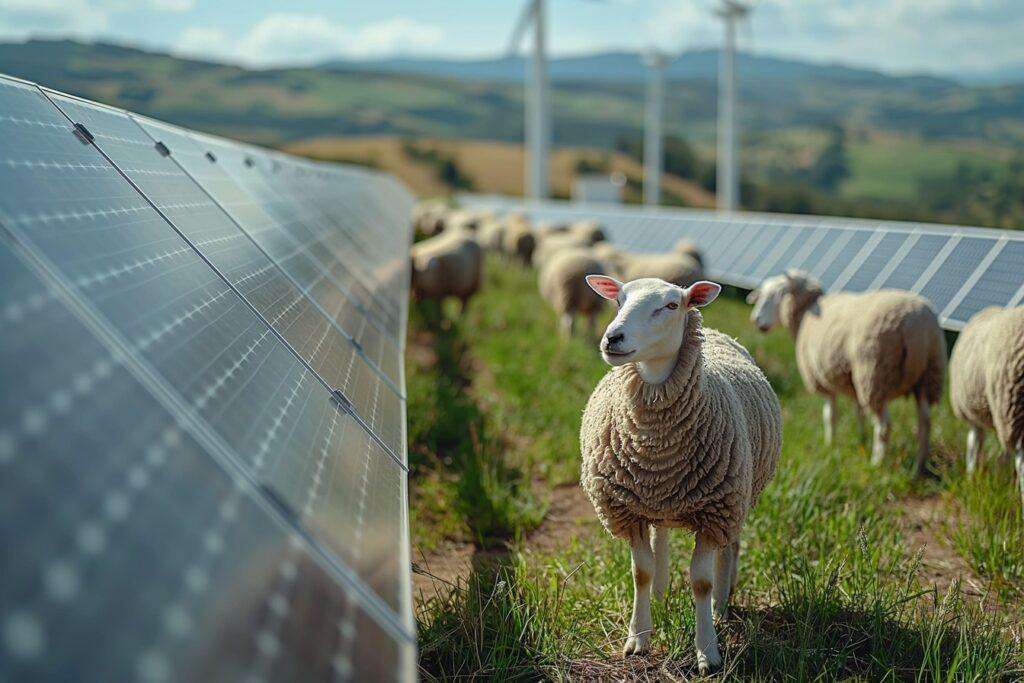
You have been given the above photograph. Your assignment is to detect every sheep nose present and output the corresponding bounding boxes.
[606,332,625,346]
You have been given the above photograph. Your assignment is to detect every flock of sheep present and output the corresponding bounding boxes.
[409,200,1024,671]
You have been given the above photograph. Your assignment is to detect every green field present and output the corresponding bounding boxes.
[841,136,1010,202]
[407,256,1023,680]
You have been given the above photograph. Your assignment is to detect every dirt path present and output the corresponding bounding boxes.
[411,482,595,601]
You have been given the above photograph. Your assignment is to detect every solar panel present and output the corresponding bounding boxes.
[0,237,410,682]
[880,234,950,291]
[947,239,1024,323]
[815,229,871,289]
[0,75,413,680]
[840,232,908,292]
[916,236,996,316]
[137,118,404,390]
[462,195,1023,331]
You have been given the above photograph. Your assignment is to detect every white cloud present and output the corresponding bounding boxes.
[173,13,447,67]
[0,0,109,40]
[643,0,1024,74]
[349,17,445,58]
[173,26,232,61]
[147,0,194,10]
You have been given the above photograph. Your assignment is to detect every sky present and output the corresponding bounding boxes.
[1,0,1023,76]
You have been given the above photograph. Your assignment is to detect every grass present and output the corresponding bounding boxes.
[408,256,1024,679]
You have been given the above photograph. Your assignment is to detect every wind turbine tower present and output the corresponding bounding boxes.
[643,50,669,206]
[509,0,551,199]
[715,0,750,211]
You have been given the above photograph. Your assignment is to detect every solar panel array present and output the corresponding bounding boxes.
[462,195,1024,330]
[0,76,415,681]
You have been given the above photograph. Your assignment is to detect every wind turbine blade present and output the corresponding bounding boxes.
[507,0,537,56]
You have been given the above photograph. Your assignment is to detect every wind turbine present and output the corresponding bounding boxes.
[508,0,550,200]
[715,0,750,211]
[643,49,670,205]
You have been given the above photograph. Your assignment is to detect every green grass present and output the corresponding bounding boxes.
[409,256,1024,679]
[841,136,1009,202]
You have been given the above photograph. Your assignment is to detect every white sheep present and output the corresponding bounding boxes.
[580,276,781,672]
[477,216,506,252]
[748,270,946,475]
[948,306,1024,512]
[538,248,608,337]
[567,219,607,245]
[613,251,704,288]
[673,238,705,269]
[502,220,536,265]
[410,228,483,310]
[532,233,593,271]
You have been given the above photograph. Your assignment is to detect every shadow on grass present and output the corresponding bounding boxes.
[407,298,542,549]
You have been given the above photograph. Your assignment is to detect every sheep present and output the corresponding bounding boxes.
[502,220,536,265]
[615,251,704,288]
[534,220,570,239]
[532,233,593,270]
[537,248,608,337]
[410,227,483,310]
[748,269,945,475]
[477,216,506,252]
[411,199,448,237]
[673,238,705,269]
[579,276,781,672]
[948,306,1024,512]
[568,219,607,245]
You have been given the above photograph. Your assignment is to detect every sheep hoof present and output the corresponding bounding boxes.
[696,643,723,674]
[623,633,651,657]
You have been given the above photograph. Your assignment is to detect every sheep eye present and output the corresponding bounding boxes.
[666,302,679,310]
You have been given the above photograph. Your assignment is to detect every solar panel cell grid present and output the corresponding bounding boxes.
[917,236,997,314]
[880,234,949,291]
[816,230,871,290]
[842,232,908,292]
[0,239,407,683]
[183,134,402,341]
[948,239,1024,323]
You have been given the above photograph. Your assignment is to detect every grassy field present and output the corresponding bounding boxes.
[407,256,1023,680]
[283,136,716,207]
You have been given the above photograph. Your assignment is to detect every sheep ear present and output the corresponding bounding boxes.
[745,288,759,305]
[685,281,721,308]
[585,274,623,300]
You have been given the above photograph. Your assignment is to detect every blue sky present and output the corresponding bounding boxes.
[1,1,1023,75]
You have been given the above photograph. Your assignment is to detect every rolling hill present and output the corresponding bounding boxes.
[3,39,1024,150]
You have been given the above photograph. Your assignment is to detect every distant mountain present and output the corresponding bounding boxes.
[1,39,1022,151]
[321,49,955,89]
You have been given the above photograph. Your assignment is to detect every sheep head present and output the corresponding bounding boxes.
[586,275,721,367]
[749,269,821,332]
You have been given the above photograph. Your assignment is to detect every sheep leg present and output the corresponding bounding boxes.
[729,541,740,591]
[559,313,574,339]
[966,427,984,476]
[1015,446,1024,520]
[855,404,867,438]
[651,526,670,600]
[915,394,931,477]
[624,527,655,656]
[691,535,722,673]
[870,407,891,467]
[822,396,837,446]
[712,544,734,621]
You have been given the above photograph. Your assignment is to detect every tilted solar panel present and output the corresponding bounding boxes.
[0,75,414,680]
[461,195,1023,330]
